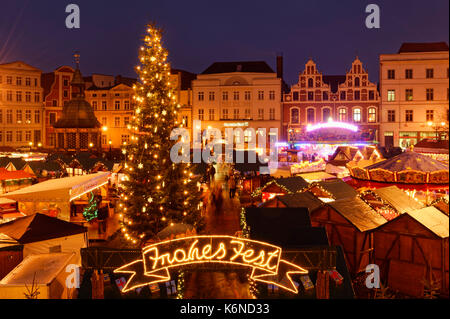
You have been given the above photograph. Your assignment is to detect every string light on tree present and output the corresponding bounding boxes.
[118,23,205,246]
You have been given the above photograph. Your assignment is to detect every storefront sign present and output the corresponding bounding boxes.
[114,235,307,293]
[223,122,249,127]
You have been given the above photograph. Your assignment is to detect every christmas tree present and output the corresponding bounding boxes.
[118,24,204,246]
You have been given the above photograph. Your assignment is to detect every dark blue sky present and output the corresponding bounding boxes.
[0,0,448,85]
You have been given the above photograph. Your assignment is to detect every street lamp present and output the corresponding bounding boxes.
[109,139,112,159]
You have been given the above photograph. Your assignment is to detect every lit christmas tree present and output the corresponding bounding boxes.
[118,24,204,246]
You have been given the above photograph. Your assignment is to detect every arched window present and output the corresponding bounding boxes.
[353,108,361,123]
[308,78,314,88]
[354,77,360,87]
[338,108,347,122]
[322,108,331,122]
[291,108,299,124]
[307,108,315,123]
[368,107,377,123]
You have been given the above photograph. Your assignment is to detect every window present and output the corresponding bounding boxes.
[49,113,56,125]
[233,109,239,119]
[115,101,120,110]
[182,116,188,128]
[353,108,361,122]
[258,108,264,120]
[322,92,328,101]
[308,78,314,88]
[222,91,228,101]
[25,110,31,123]
[388,110,396,122]
[405,110,413,122]
[7,110,13,123]
[16,110,22,123]
[233,91,239,101]
[6,76,12,85]
[16,91,22,102]
[387,90,395,101]
[322,108,331,121]
[209,109,215,121]
[269,91,275,100]
[387,70,395,79]
[16,131,22,142]
[124,100,130,110]
[0,131,2,143]
[25,131,31,142]
[426,89,434,101]
[53,100,57,107]
[25,91,31,102]
[405,89,413,101]
[63,90,68,98]
[269,108,275,120]
[114,117,120,127]
[16,77,22,86]
[35,110,40,124]
[34,92,40,102]
[0,110,2,123]
[354,91,360,100]
[258,91,264,100]
[338,108,347,122]
[121,135,130,145]
[63,79,69,86]
[369,90,375,100]
[293,92,299,101]
[198,109,204,121]
[222,109,228,119]
[34,79,38,87]
[244,91,251,100]
[405,69,413,79]
[354,77,360,87]
[426,68,434,79]
[6,91,12,101]
[426,110,434,122]
[307,108,315,123]
[198,92,204,101]
[291,108,299,124]
[209,92,215,101]
[124,117,130,126]
[307,92,314,101]
[92,101,98,110]
[0,75,2,84]
[368,108,376,123]
[101,117,107,126]
[102,101,107,110]
[340,91,346,100]
[6,131,12,143]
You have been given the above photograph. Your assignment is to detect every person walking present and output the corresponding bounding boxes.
[209,164,216,184]
[228,175,236,199]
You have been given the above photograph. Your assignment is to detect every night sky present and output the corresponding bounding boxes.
[0,0,448,85]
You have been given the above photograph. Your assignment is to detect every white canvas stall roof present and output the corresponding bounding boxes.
[0,172,110,203]
[407,206,449,238]
[0,198,16,205]
[0,253,75,286]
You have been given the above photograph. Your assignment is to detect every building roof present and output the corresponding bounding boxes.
[201,61,274,74]
[373,186,424,214]
[0,213,86,244]
[0,168,34,181]
[311,179,357,200]
[328,197,388,232]
[322,75,346,93]
[171,69,197,90]
[403,206,449,238]
[0,253,75,285]
[365,150,448,172]
[275,192,324,213]
[398,42,449,53]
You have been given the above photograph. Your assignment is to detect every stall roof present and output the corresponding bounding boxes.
[263,176,309,193]
[0,168,34,181]
[0,213,87,244]
[0,253,75,286]
[328,197,388,232]
[365,151,448,172]
[298,171,336,182]
[0,172,110,202]
[274,192,324,213]
[311,179,357,200]
[406,207,449,238]
[433,200,449,216]
[374,186,424,214]
[0,233,21,251]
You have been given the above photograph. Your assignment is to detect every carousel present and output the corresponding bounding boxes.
[347,148,449,203]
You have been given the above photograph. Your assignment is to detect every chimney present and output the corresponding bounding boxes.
[276,54,283,79]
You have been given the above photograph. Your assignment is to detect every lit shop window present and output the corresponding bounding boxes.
[353,108,361,123]
[338,108,346,122]
[368,108,376,123]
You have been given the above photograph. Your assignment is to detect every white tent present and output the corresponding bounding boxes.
[0,172,110,221]
[0,253,78,299]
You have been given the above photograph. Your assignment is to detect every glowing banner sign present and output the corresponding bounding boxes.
[114,235,307,293]
[306,121,358,132]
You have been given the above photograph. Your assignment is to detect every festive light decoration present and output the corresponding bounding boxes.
[82,192,99,222]
[118,23,204,245]
[306,121,358,132]
[114,235,308,294]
